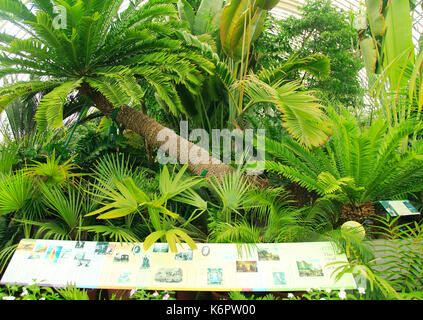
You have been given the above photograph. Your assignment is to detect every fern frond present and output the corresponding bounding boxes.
[265,160,323,195]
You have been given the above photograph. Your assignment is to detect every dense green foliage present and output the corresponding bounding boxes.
[265,107,423,206]
[0,0,422,301]
[255,0,364,108]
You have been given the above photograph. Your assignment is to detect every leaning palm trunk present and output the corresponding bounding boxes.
[80,83,233,179]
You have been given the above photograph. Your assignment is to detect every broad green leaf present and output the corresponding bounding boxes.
[193,0,225,35]
[166,230,178,252]
[96,208,135,220]
[254,0,280,11]
[173,228,198,250]
[360,38,378,75]
[220,0,249,58]
[366,0,386,36]
[143,230,166,251]
[177,0,196,30]
[383,0,415,89]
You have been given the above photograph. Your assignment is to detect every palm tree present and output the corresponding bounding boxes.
[0,0,233,178]
[176,0,332,149]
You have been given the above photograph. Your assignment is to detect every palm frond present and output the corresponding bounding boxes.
[79,224,141,244]
[237,75,331,148]
[0,170,33,215]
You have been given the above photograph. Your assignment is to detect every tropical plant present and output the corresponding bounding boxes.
[359,0,423,143]
[55,283,90,300]
[228,291,281,300]
[0,282,93,300]
[0,151,92,272]
[0,282,61,300]
[177,0,225,36]
[255,0,363,108]
[236,73,332,149]
[175,0,332,150]
[26,150,81,187]
[0,153,162,271]
[14,181,95,241]
[77,153,160,244]
[370,215,423,294]
[359,0,415,90]
[265,107,423,225]
[3,94,38,141]
[0,0,234,178]
[85,164,207,252]
[283,288,367,300]
[327,214,423,300]
[130,289,175,300]
[0,123,65,168]
[204,166,333,244]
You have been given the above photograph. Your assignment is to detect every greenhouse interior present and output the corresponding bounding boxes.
[0,0,422,302]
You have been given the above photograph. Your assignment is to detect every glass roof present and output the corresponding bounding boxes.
[1,1,422,44]
[270,0,423,46]
[0,0,421,93]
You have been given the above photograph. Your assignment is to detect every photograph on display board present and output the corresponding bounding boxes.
[140,254,151,270]
[273,272,287,285]
[113,252,130,263]
[74,252,92,267]
[59,248,73,260]
[28,244,48,260]
[201,246,210,256]
[236,261,258,273]
[105,243,116,255]
[17,240,36,252]
[296,259,324,277]
[132,245,142,255]
[95,242,109,255]
[175,249,193,261]
[154,267,183,283]
[153,243,169,253]
[257,248,280,261]
[207,268,223,285]
[118,270,132,284]
[45,246,62,263]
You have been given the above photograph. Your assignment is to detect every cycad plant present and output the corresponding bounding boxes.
[265,107,423,225]
[0,0,233,178]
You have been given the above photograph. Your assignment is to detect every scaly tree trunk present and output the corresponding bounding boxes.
[79,82,234,178]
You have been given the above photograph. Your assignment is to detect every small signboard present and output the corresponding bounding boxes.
[379,200,420,217]
[0,239,357,292]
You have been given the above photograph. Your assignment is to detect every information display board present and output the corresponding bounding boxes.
[0,239,357,292]
[380,200,420,217]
